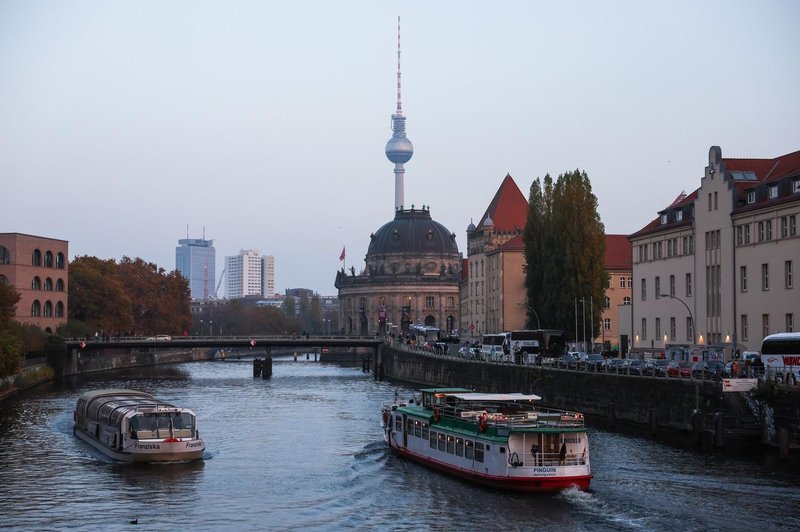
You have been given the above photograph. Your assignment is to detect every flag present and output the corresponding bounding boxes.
[339,246,346,261]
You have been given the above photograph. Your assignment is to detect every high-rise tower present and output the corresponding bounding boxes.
[385,16,413,211]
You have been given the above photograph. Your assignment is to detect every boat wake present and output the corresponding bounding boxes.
[558,485,649,530]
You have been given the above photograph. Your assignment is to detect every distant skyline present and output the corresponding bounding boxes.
[2,1,798,295]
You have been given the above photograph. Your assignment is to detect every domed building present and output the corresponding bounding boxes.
[335,21,461,336]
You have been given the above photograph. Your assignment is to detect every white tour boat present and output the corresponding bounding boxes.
[73,389,205,462]
[381,388,592,492]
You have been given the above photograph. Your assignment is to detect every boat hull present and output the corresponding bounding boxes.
[74,427,205,463]
[387,437,591,492]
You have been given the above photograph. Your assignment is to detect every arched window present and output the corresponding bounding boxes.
[32,276,42,290]
[44,251,54,268]
[31,300,41,317]
[0,246,10,264]
[56,252,65,269]
[56,278,65,291]
[45,277,53,291]
[623,296,631,305]
[55,301,65,317]
[44,301,53,317]
[0,275,8,285]
[32,249,42,266]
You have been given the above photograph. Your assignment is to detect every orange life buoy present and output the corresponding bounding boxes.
[433,407,442,422]
[382,410,389,426]
[479,413,488,432]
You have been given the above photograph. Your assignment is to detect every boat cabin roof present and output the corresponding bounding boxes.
[447,393,542,402]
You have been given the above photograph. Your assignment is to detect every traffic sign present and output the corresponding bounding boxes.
[250,340,257,347]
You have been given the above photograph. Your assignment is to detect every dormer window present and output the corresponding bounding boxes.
[793,178,800,194]
[746,191,755,204]
[660,214,667,225]
[675,210,683,221]
[768,185,778,199]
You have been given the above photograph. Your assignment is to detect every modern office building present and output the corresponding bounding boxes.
[627,145,799,359]
[0,232,69,332]
[226,249,275,299]
[175,238,215,300]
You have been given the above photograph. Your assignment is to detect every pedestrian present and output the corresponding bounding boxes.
[559,442,567,464]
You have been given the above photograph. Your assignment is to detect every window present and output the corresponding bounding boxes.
[741,315,748,342]
[758,222,765,242]
[32,249,41,266]
[626,277,632,288]
[45,278,53,291]
[0,246,10,264]
[747,191,755,204]
[56,252,65,269]
[641,279,647,301]
[395,415,402,432]
[641,318,647,341]
[44,301,53,317]
[56,279,64,292]
[474,442,485,463]
[744,225,751,244]
[447,296,454,308]
[32,276,41,290]
[791,215,797,237]
[465,440,474,459]
[686,273,692,297]
[676,210,683,221]
[736,225,743,246]
[44,251,53,268]
[669,275,675,297]
[421,422,428,440]
[446,434,455,454]
[55,302,64,318]
[603,318,611,331]
[425,296,435,309]
[604,296,611,309]
[31,300,41,317]
[788,314,795,333]
[669,317,676,341]
[623,296,631,305]
[655,277,661,299]
[455,437,464,457]
[766,220,773,241]
[708,193,712,211]
[438,433,446,452]
[762,263,769,291]
[768,185,778,199]
[429,431,437,449]
[619,277,626,289]
[794,179,800,194]
[0,275,7,285]
[655,318,661,340]
[782,217,790,238]
[660,213,667,224]
[686,317,693,342]
[762,314,770,338]
[740,266,747,292]
[714,191,718,210]
[786,261,794,289]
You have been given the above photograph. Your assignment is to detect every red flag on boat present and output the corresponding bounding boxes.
[339,246,346,261]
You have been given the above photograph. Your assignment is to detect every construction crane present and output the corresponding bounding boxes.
[214,267,225,299]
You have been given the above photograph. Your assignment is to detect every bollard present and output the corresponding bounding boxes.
[293,352,297,361]
[253,358,262,378]
[306,352,309,360]
[315,353,318,362]
[262,356,273,379]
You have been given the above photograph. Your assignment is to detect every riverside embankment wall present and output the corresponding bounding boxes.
[379,346,724,437]
[66,348,215,376]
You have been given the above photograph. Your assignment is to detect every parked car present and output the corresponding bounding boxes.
[643,359,670,377]
[667,360,692,378]
[691,360,727,380]
[581,353,606,371]
[625,359,645,375]
[606,358,626,373]
[558,353,579,369]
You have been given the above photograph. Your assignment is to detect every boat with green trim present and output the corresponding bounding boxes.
[381,388,592,492]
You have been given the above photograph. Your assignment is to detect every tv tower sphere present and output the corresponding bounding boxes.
[385,118,414,164]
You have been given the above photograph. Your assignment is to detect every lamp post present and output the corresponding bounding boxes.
[521,303,541,330]
[660,293,695,345]
[200,319,203,337]
[209,320,213,336]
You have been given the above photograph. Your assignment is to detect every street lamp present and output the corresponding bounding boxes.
[209,320,213,336]
[521,303,541,330]
[660,293,695,345]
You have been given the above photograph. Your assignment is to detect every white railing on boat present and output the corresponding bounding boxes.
[449,408,585,430]
[507,450,588,468]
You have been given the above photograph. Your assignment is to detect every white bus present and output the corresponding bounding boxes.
[761,333,800,385]
[480,334,508,362]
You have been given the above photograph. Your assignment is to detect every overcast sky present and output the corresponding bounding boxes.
[2,1,798,295]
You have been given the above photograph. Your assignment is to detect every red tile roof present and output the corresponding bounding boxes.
[724,149,800,183]
[605,234,632,271]
[460,258,469,282]
[495,233,524,252]
[477,174,528,233]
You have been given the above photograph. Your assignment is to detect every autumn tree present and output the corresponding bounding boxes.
[523,169,607,346]
[117,257,191,335]
[0,283,22,376]
[68,256,134,335]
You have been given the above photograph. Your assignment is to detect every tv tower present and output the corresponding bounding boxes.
[385,16,414,212]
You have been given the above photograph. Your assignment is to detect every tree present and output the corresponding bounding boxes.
[117,257,191,335]
[523,169,607,346]
[282,296,296,318]
[0,282,21,325]
[0,283,22,377]
[68,256,134,334]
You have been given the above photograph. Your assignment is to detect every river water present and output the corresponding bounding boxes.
[0,358,798,531]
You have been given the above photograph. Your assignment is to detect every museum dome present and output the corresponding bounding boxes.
[367,207,459,258]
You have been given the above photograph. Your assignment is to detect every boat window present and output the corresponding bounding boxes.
[437,433,446,452]
[465,440,474,460]
[499,447,505,454]
[429,431,437,449]
[455,437,464,457]
[421,422,429,440]
[446,435,455,454]
[406,417,414,434]
[475,442,485,463]
[394,416,402,432]
[414,420,421,438]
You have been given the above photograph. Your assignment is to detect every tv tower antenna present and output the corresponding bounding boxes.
[384,16,414,212]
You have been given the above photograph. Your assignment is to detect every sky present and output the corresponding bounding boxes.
[2,1,799,296]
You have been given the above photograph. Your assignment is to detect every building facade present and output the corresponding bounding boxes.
[176,238,216,300]
[628,146,799,359]
[225,249,274,299]
[594,235,632,353]
[0,233,68,332]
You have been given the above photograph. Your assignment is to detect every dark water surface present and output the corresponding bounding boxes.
[1,358,798,531]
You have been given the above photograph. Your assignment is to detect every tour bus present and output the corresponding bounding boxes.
[761,333,800,385]
[480,334,508,362]
[507,329,565,365]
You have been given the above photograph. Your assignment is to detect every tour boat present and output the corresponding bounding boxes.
[73,389,205,462]
[381,388,592,492]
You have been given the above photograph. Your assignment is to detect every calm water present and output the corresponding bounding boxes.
[0,358,798,531]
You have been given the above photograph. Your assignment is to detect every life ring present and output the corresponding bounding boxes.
[433,407,442,422]
[382,410,389,426]
[479,413,488,432]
